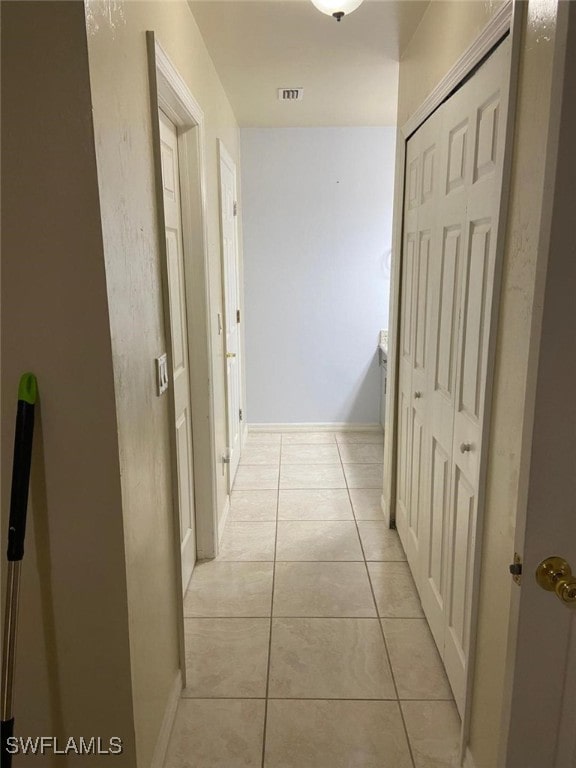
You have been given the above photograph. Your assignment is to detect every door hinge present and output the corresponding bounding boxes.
[239,408,243,421]
[236,309,241,323]
[509,552,523,585]
[233,201,238,217]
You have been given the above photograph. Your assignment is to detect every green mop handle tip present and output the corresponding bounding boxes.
[18,373,37,405]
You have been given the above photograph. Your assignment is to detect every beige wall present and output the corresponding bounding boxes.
[84,1,241,765]
[474,2,562,765]
[390,1,562,766]
[397,0,506,127]
[1,2,136,765]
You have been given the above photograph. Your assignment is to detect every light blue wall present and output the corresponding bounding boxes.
[241,127,395,424]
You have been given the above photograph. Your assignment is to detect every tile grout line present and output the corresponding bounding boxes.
[335,436,417,768]
[185,614,426,620]
[260,433,281,768]
[179,695,455,702]
[241,462,383,467]
[209,558,408,563]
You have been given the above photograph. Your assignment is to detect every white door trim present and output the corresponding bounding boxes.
[402,0,513,140]
[149,34,219,560]
[146,32,220,685]
[383,2,518,759]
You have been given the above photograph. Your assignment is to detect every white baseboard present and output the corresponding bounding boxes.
[151,670,182,768]
[248,422,383,433]
[381,494,391,528]
[218,495,230,545]
[241,422,249,447]
[463,748,477,768]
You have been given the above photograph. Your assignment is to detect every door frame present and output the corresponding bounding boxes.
[382,0,518,756]
[146,32,220,668]
[217,139,244,495]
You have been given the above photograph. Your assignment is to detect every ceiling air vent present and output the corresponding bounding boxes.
[278,88,304,101]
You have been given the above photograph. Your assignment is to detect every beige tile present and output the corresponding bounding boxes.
[183,618,269,698]
[401,701,461,768]
[381,619,453,700]
[184,562,273,617]
[336,430,384,444]
[234,465,279,490]
[368,562,424,618]
[339,443,384,463]
[265,700,412,768]
[357,521,407,561]
[217,522,276,561]
[280,464,346,490]
[246,432,282,445]
[281,444,341,464]
[276,521,363,561]
[164,698,265,768]
[282,432,336,444]
[269,618,396,699]
[349,488,385,520]
[229,490,277,521]
[343,463,383,489]
[278,489,353,520]
[273,562,376,617]
[240,445,281,465]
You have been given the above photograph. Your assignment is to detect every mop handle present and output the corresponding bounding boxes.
[7,374,37,560]
[1,373,37,767]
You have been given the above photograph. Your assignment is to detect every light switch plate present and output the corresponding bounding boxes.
[156,354,169,396]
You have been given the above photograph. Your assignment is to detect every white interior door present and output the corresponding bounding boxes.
[439,42,511,710]
[396,38,511,714]
[218,141,242,489]
[396,111,437,577]
[504,3,576,762]
[159,110,196,591]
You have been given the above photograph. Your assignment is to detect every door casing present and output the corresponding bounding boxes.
[382,0,519,756]
[147,33,220,679]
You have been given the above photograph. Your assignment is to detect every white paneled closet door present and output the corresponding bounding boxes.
[396,37,512,714]
[396,109,441,577]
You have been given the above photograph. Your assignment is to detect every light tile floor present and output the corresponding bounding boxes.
[165,431,461,768]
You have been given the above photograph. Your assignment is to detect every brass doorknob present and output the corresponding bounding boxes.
[226,352,236,358]
[536,557,576,606]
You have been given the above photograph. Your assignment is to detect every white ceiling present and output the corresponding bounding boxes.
[188,0,429,126]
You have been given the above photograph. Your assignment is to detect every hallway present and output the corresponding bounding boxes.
[165,430,460,767]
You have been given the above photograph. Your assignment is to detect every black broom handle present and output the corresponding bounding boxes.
[1,373,37,768]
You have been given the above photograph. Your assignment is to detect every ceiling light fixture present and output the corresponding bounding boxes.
[309,0,364,21]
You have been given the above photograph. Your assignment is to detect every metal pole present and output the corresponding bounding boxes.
[1,561,21,723]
